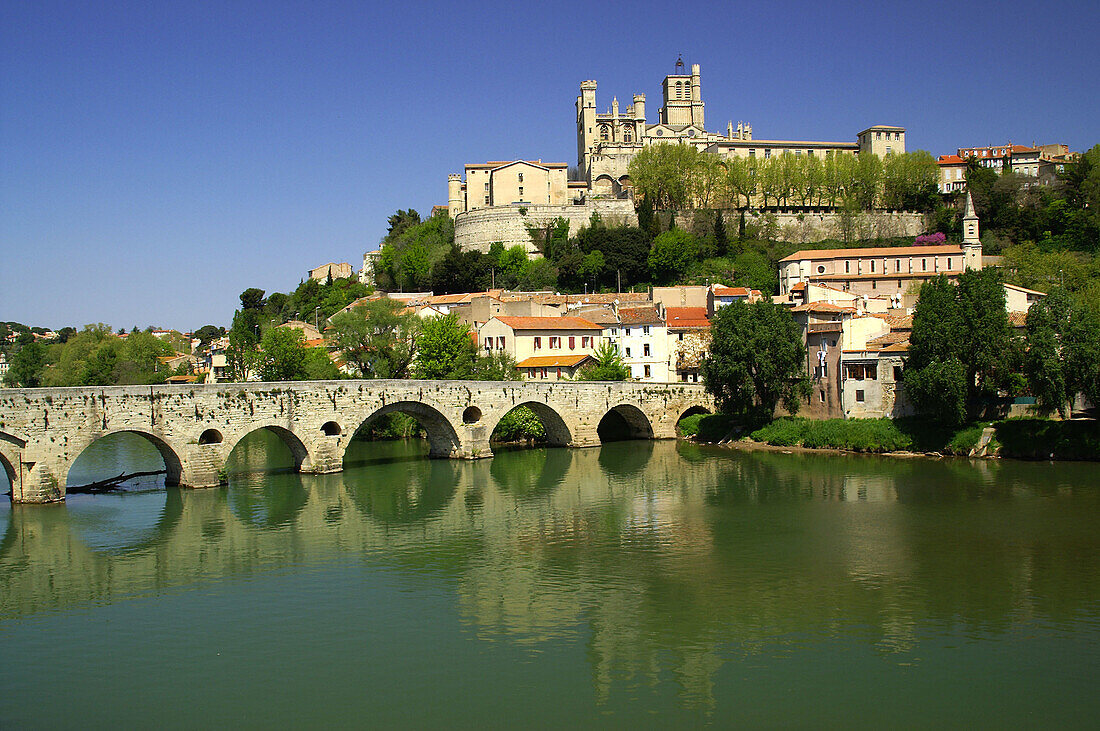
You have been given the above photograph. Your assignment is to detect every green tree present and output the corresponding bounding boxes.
[733,250,778,294]
[415,314,476,379]
[578,340,630,381]
[713,210,729,257]
[3,340,47,387]
[702,300,810,420]
[1025,287,1100,416]
[648,229,700,285]
[258,327,309,381]
[470,351,521,380]
[329,298,418,379]
[904,270,1011,423]
[627,143,706,210]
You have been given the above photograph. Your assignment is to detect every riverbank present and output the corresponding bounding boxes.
[679,414,1100,461]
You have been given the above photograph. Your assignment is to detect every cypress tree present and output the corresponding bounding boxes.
[714,210,729,257]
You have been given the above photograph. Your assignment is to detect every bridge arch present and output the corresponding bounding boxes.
[225,424,313,474]
[62,429,185,491]
[490,401,573,447]
[598,404,654,442]
[345,401,461,460]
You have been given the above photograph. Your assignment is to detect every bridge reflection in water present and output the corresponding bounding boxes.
[3,439,1100,724]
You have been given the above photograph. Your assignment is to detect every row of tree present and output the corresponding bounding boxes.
[905,269,1100,424]
[2,325,182,388]
[628,143,941,212]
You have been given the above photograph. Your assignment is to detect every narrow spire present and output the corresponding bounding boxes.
[964,190,976,218]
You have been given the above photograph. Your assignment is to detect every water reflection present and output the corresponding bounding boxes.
[3,441,1100,718]
[344,440,458,524]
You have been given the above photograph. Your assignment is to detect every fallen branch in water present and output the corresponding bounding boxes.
[68,470,167,494]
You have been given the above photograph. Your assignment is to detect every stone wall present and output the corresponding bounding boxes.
[456,204,927,254]
[454,200,638,254]
[672,209,928,244]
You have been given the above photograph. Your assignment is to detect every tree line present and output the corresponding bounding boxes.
[627,143,941,212]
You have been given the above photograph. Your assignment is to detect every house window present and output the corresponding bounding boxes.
[922,259,927,271]
[484,196,490,205]
[517,173,523,183]
[870,260,875,273]
[484,338,492,350]
[643,325,650,335]
[484,182,489,192]
[582,336,590,347]
[872,281,877,290]
[820,390,825,402]
[568,336,575,349]
[947,257,952,269]
[856,389,865,402]
[764,149,772,159]
[678,333,684,341]
[895,260,901,272]
[556,367,562,379]
[845,261,850,274]
[886,146,891,155]
[549,336,560,349]
[749,149,756,158]
[610,328,617,337]
[534,337,542,350]
[893,366,903,381]
[643,343,651,357]
[644,364,651,378]
[496,336,505,349]
[625,327,631,336]
[808,150,814,157]
[542,368,548,378]
[625,347,632,357]
[518,187,524,197]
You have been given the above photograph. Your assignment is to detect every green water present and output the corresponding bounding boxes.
[3,433,1100,727]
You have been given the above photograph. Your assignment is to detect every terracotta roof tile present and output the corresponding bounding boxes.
[781,244,965,262]
[791,302,857,313]
[618,305,662,325]
[665,307,710,329]
[494,316,603,331]
[517,354,594,368]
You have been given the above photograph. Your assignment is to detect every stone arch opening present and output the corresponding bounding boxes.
[593,175,615,197]
[346,401,461,461]
[198,428,223,445]
[490,402,572,447]
[462,406,482,425]
[0,451,14,501]
[597,404,654,443]
[320,421,343,436]
[64,430,184,491]
[226,425,312,476]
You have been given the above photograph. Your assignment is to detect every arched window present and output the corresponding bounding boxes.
[675,81,683,99]
[600,125,609,141]
[624,129,633,143]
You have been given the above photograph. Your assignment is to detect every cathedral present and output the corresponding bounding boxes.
[447,59,906,216]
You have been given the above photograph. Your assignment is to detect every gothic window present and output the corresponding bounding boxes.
[624,129,633,143]
[600,125,609,141]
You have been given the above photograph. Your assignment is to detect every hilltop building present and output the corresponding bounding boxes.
[445,59,909,249]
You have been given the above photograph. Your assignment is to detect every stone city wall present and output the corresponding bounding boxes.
[454,200,638,255]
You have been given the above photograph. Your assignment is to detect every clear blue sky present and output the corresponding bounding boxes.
[3,0,1098,331]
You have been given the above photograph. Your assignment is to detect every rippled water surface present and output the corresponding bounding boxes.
[3,435,1100,727]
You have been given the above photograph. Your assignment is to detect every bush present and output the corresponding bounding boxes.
[492,407,546,443]
[678,413,738,441]
[994,419,1100,460]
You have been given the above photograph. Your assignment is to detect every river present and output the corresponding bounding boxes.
[2,432,1099,727]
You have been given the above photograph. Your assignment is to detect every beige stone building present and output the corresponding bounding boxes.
[308,262,353,282]
[778,193,983,305]
[447,160,578,218]
[477,316,603,381]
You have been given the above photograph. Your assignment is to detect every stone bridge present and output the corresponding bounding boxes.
[0,380,712,503]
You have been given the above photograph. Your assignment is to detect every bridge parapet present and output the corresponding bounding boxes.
[0,380,712,503]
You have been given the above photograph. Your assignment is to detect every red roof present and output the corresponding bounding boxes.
[712,285,752,297]
[618,305,662,325]
[665,307,710,329]
[781,244,965,262]
[937,154,966,165]
[792,302,856,314]
[517,354,594,368]
[494,316,603,331]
